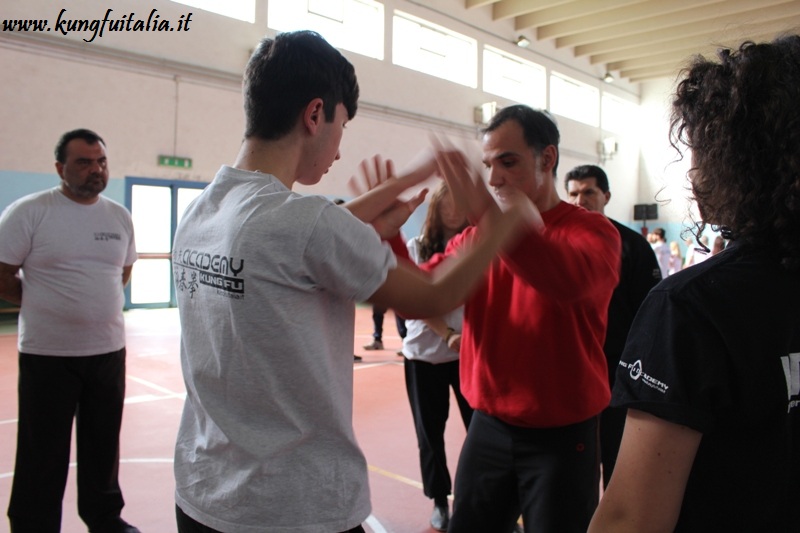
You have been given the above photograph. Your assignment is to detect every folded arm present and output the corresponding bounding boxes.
[502,213,621,302]
[422,316,460,351]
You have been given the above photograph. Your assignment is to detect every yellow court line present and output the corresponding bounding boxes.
[367,464,423,490]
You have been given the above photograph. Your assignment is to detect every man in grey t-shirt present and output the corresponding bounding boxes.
[173,30,534,533]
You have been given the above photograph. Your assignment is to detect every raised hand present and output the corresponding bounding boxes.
[344,154,432,238]
[431,134,495,225]
[348,155,395,196]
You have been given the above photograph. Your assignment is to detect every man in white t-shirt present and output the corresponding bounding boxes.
[172,30,534,533]
[0,129,139,533]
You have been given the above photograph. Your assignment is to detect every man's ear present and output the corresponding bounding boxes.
[604,191,612,206]
[55,161,65,180]
[539,145,558,174]
[303,98,325,134]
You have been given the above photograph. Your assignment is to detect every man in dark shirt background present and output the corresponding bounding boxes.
[565,164,662,486]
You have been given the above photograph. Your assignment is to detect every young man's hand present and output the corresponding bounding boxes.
[344,154,434,238]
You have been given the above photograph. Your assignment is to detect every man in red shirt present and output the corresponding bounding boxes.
[423,105,620,532]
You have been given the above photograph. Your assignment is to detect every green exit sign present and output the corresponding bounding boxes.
[158,155,193,169]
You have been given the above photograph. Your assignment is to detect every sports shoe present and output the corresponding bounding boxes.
[430,503,449,531]
[362,340,384,350]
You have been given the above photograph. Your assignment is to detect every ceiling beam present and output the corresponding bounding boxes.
[492,0,571,20]
[620,63,683,79]
[588,26,788,64]
[591,43,703,65]
[557,0,796,48]
[465,0,499,9]
[572,12,799,56]
[514,0,646,30]
[538,0,723,40]
[607,49,713,72]
[493,0,542,20]
[628,71,677,83]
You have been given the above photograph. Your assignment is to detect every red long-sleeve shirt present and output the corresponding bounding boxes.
[414,201,621,427]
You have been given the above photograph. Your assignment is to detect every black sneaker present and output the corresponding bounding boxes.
[90,517,141,533]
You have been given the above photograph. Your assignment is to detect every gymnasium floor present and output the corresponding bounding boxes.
[0,306,468,533]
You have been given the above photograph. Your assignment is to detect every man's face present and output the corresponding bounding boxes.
[56,139,108,203]
[481,119,553,207]
[566,177,610,214]
[300,103,347,186]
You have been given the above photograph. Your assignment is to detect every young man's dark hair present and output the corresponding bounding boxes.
[671,35,800,270]
[565,164,609,193]
[54,128,105,163]
[243,30,359,141]
[482,104,560,174]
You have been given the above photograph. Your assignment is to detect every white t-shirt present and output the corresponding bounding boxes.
[173,166,396,532]
[0,188,137,356]
[652,240,671,278]
[401,235,463,364]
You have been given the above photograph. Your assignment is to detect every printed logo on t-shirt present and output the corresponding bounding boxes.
[173,248,244,300]
[94,232,122,241]
[781,352,800,413]
[619,359,669,394]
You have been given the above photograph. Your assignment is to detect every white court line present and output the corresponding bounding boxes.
[353,361,403,371]
[124,393,186,404]
[121,458,174,464]
[126,375,185,399]
[0,458,174,480]
[365,514,388,533]
[1,458,393,532]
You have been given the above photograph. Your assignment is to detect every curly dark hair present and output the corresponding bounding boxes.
[417,183,468,263]
[670,34,800,270]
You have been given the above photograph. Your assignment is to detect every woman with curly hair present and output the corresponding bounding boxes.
[400,182,472,531]
[589,35,800,532]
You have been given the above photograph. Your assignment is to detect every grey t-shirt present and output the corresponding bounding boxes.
[173,166,395,532]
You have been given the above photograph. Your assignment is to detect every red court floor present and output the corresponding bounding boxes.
[0,306,468,533]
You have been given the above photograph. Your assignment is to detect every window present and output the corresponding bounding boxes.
[601,93,638,134]
[392,11,477,88]
[549,72,600,127]
[171,0,255,23]
[268,0,384,60]
[483,46,546,108]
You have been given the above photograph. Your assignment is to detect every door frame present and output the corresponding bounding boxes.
[124,176,207,309]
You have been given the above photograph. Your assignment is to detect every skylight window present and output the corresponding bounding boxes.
[268,0,384,60]
[171,0,255,23]
[392,11,477,88]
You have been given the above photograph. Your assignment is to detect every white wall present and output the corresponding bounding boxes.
[639,77,700,241]
[1,0,661,223]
